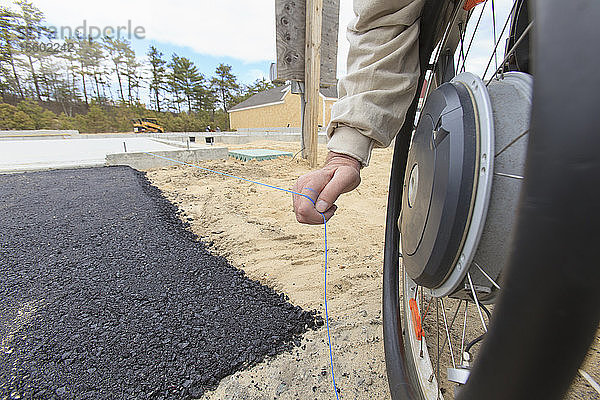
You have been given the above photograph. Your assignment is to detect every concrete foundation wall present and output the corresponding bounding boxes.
[106,147,228,170]
[0,130,80,140]
[236,127,301,133]
[2,131,329,145]
[154,132,327,145]
[214,133,327,145]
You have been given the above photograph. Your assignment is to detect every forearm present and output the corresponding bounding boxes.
[327,0,424,166]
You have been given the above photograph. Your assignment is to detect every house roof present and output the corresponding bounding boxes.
[229,85,289,112]
[229,84,338,112]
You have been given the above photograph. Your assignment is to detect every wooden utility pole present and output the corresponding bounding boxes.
[274,0,339,86]
[303,0,323,168]
[275,0,338,167]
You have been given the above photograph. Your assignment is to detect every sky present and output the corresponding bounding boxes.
[1,0,514,86]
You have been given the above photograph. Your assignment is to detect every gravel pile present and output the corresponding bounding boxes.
[0,166,322,399]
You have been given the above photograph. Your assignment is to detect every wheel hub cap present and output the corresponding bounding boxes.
[401,81,479,288]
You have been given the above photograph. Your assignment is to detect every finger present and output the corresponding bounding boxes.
[295,209,324,225]
[295,197,325,224]
[291,175,309,211]
[296,205,336,225]
[292,186,315,214]
[321,204,337,222]
[294,173,332,223]
[315,168,359,213]
[303,187,320,203]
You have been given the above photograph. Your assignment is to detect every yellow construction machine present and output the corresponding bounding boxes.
[132,118,164,133]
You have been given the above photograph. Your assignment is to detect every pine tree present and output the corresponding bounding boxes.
[85,38,106,101]
[73,36,94,106]
[169,55,205,113]
[234,77,276,105]
[57,37,81,112]
[147,45,166,112]
[103,37,130,104]
[210,63,240,113]
[14,0,48,101]
[0,6,25,99]
[166,66,183,113]
[0,1,272,134]
[122,44,139,105]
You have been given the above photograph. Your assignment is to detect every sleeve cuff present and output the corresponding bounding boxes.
[327,125,375,167]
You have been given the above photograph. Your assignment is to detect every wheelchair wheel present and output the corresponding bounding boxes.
[383,1,600,399]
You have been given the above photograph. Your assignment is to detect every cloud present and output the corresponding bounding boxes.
[5,0,276,62]
[147,0,276,62]
[3,0,514,80]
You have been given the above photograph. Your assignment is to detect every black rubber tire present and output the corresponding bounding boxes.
[383,1,600,399]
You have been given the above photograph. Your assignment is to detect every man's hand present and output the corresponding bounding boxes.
[292,152,361,224]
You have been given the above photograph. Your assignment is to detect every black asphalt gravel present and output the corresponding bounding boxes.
[0,166,322,399]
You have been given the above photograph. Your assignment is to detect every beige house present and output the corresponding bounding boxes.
[228,84,338,130]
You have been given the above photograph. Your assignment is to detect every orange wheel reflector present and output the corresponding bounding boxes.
[409,298,424,341]
[464,0,486,11]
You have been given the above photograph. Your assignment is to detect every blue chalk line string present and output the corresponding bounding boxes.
[143,152,340,400]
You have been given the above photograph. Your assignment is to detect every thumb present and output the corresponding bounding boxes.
[315,167,360,213]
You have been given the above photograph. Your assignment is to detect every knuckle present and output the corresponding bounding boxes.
[296,214,311,224]
[298,173,311,182]
[298,204,313,216]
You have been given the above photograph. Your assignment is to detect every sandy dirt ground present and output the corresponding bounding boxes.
[147,141,393,400]
[146,140,599,400]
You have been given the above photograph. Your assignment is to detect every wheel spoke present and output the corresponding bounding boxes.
[467,272,488,332]
[420,286,425,357]
[491,0,499,73]
[486,20,533,84]
[418,2,464,128]
[448,300,463,336]
[579,369,600,396]
[482,0,521,81]
[439,299,463,362]
[494,172,524,180]
[473,261,501,289]
[457,22,466,73]
[436,298,440,400]
[495,129,530,158]
[460,301,469,365]
[460,0,488,71]
[440,298,457,368]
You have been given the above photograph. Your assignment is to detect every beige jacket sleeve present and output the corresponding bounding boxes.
[326,0,424,167]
